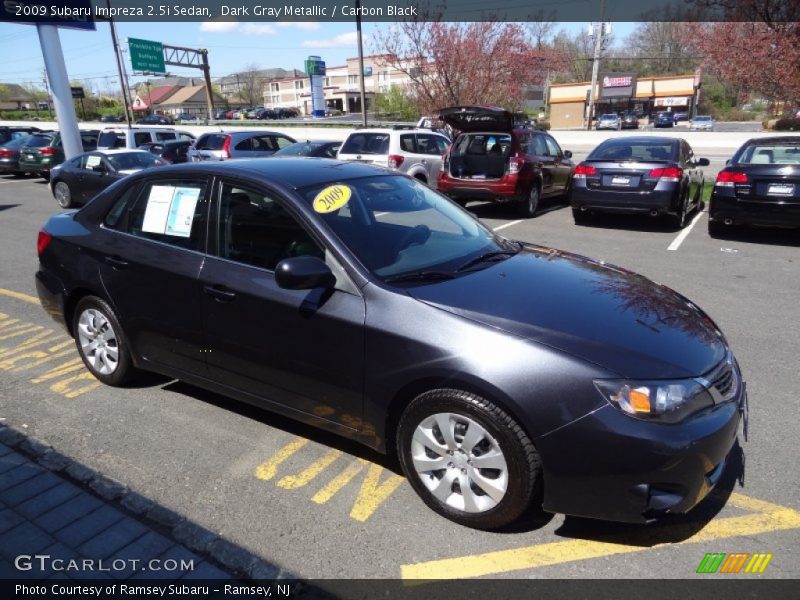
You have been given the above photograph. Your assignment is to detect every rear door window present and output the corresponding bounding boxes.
[134,132,151,146]
[400,135,416,153]
[197,134,227,150]
[156,132,177,141]
[531,135,548,156]
[107,178,209,252]
[234,138,254,151]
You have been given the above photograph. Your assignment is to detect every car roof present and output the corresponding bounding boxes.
[743,136,800,145]
[599,136,679,145]
[346,128,435,135]
[94,149,151,155]
[131,157,389,190]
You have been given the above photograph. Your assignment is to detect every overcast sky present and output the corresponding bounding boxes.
[0,21,636,92]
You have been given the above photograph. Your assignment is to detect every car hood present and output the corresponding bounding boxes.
[438,105,514,133]
[408,246,727,379]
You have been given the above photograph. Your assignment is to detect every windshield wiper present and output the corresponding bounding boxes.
[384,270,456,283]
[456,245,521,272]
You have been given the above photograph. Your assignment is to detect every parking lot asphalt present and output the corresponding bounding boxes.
[1,172,799,581]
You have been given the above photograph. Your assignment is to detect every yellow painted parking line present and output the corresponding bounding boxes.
[0,288,40,305]
[278,448,342,490]
[400,492,800,580]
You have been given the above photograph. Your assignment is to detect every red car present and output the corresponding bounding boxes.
[437,106,574,216]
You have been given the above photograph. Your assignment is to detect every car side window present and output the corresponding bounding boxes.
[325,144,341,158]
[544,136,562,157]
[251,135,278,152]
[107,178,208,252]
[81,133,98,150]
[400,135,416,153]
[531,134,548,156]
[217,182,323,271]
[156,132,176,141]
[234,138,253,151]
[134,132,151,147]
[275,136,294,149]
[82,154,103,171]
[415,134,446,156]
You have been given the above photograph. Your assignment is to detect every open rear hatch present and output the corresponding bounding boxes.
[438,106,514,134]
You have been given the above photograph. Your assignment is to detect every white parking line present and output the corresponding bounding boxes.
[493,219,524,232]
[667,211,704,251]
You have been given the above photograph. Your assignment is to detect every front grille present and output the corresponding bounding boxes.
[706,354,740,402]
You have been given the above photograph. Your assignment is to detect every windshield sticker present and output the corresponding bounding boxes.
[85,155,101,168]
[141,185,201,238]
[313,184,351,214]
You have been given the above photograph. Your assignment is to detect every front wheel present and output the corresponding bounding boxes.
[397,389,543,530]
[72,296,137,387]
[53,181,74,208]
[519,185,540,218]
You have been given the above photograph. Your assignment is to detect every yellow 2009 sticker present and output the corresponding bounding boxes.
[313,185,351,213]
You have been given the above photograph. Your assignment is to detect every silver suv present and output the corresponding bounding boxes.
[337,128,450,188]
[97,127,195,150]
[188,130,296,161]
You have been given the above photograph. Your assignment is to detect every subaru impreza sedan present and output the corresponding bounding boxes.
[35,158,747,530]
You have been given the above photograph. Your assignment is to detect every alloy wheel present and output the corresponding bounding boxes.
[54,182,72,208]
[77,308,119,375]
[410,412,509,513]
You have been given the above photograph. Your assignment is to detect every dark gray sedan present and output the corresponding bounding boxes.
[570,136,708,228]
[35,159,746,530]
[188,130,296,161]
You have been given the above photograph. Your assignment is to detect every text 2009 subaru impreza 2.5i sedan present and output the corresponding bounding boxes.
[35,158,748,530]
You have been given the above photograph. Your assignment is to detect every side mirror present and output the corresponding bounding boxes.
[725,159,731,166]
[563,150,573,159]
[697,158,710,167]
[275,256,335,290]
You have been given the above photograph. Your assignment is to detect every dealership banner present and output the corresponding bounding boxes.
[599,73,638,100]
[0,0,786,23]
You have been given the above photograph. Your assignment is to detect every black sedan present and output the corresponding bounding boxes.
[272,140,342,158]
[136,114,174,125]
[709,136,800,235]
[620,112,639,129]
[49,149,165,208]
[570,136,708,228]
[138,140,193,164]
[35,159,746,529]
[0,134,34,176]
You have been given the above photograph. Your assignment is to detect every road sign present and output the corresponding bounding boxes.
[70,86,85,99]
[128,38,165,74]
[304,59,326,77]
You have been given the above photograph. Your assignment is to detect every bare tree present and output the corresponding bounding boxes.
[625,22,696,76]
[237,63,264,107]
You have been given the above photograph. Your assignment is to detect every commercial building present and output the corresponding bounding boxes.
[262,54,413,116]
[548,73,699,129]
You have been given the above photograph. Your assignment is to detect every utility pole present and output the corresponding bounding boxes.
[355,0,367,126]
[200,49,214,120]
[42,69,53,119]
[586,0,606,131]
[106,1,132,128]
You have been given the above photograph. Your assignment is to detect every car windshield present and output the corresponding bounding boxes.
[588,140,677,162]
[196,134,227,150]
[736,143,800,165]
[694,116,712,121]
[600,114,617,119]
[340,133,390,155]
[298,175,514,280]
[106,152,160,171]
[274,142,323,156]
[98,132,125,148]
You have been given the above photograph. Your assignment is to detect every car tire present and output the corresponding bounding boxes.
[708,219,726,238]
[397,389,543,531]
[572,207,589,225]
[672,198,688,229]
[519,185,540,218]
[72,296,137,387]
[53,181,74,209]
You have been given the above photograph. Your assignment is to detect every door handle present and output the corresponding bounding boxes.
[104,255,128,269]
[203,285,237,302]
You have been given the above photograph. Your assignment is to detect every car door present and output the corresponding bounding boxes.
[199,178,366,428]
[682,141,700,203]
[76,153,109,203]
[530,133,557,196]
[415,133,449,189]
[543,135,572,193]
[96,175,210,374]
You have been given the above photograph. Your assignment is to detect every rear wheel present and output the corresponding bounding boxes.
[708,219,726,238]
[72,296,137,387]
[397,389,543,530]
[53,181,74,209]
[572,207,589,225]
[671,197,688,229]
[519,185,540,218]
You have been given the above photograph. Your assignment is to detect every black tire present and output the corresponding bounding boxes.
[397,389,543,530]
[708,219,726,238]
[53,180,74,209]
[572,207,589,225]
[519,184,541,218]
[671,197,688,229]
[454,198,468,208]
[72,296,137,387]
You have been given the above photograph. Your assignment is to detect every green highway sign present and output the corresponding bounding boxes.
[129,38,165,74]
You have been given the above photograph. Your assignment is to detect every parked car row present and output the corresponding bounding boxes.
[213,107,300,120]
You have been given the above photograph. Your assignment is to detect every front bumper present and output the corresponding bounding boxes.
[536,389,744,523]
[571,185,681,215]
[710,191,800,228]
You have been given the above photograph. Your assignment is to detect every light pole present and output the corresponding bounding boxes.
[586,0,607,131]
[355,0,368,126]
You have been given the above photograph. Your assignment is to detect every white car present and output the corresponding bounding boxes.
[97,127,195,150]
[337,128,450,188]
[596,113,622,130]
[690,115,715,131]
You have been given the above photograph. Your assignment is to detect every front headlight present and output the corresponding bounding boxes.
[594,379,713,423]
